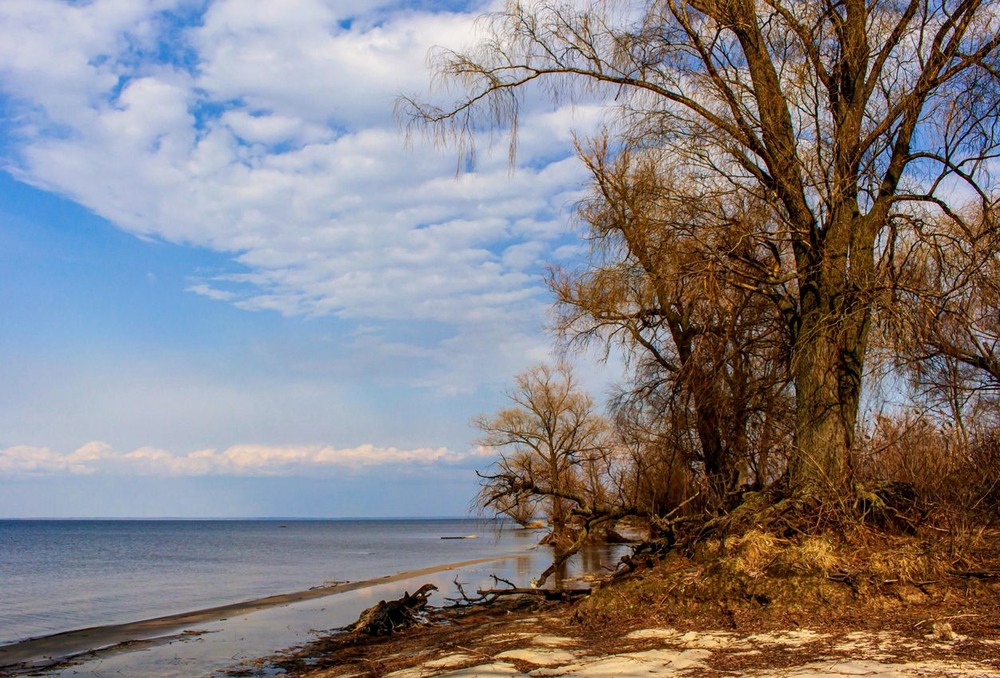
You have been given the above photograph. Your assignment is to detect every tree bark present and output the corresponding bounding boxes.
[790,248,868,492]
[791,325,854,489]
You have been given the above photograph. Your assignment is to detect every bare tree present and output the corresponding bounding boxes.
[890,207,999,439]
[551,138,794,506]
[609,386,704,517]
[403,0,1000,495]
[474,363,611,545]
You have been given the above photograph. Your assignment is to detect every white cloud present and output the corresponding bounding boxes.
[0,441,495,477]
[186,283,236,301]
[0,0,612,394]
[220,110,330,146]
[0,0,179,119]
[194,0,480,127]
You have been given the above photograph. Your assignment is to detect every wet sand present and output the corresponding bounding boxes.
[0,553,521,673]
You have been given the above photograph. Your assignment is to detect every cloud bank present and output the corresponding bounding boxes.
[0,441,495,477]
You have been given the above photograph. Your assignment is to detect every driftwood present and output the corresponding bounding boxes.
[475,586,591,601]
[445,574,591,607]
[347,583,437,636]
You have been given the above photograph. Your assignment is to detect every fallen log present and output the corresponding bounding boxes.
[347,583,438,636]
[475,587,591,601]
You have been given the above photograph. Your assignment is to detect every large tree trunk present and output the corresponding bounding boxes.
[791,329,854,490]
[665,316,741,503]
[691,385,740,503]
[790,258,869,492]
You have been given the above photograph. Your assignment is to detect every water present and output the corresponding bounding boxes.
[0,518,546,647]
[0,519,630,677]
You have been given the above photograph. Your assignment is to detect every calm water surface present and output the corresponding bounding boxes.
[0,519,548,647]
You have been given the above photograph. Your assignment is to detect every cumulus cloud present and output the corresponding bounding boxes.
[0,442,496,477]
[0,0,608,391]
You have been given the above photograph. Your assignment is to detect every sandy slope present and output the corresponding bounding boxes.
[278,601,1000,678]
[374,624,1000,677]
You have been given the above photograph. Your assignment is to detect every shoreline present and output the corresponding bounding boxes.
[258,580,1000,678]
[0,517,531,650]
[0,552,527,672]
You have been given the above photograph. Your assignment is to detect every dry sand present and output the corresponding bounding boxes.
[301,622,1000,677]
[264,598,1000,678]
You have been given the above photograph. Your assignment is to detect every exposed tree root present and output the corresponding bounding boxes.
[347,583,438,636]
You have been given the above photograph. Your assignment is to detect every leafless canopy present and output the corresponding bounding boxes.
[474,363,612,536]
[404,0,1000,491]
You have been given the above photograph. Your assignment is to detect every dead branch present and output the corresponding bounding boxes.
[474,587,591,601]
[946,569,1000,579]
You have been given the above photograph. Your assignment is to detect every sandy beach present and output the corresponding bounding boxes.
[1,561,997,678]
[5,572,1000,678]
[253,588,1000,677]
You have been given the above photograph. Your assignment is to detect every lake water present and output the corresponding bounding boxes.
[0,518,562,648]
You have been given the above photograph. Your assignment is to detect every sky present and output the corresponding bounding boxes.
[0,0,623,518]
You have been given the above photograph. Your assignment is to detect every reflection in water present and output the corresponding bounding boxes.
[551,557,570,589]
[581,543,618,578]
[515,554,533,578]
[525,541,631,590]
[477,526,631,588]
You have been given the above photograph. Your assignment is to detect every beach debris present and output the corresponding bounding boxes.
[347,583,438,636]
[477,586,591,601]
[446,574,590,607]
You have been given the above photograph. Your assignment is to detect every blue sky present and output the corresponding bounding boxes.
[0,0,616,517]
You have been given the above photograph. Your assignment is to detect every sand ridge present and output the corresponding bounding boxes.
[0,553,525,674]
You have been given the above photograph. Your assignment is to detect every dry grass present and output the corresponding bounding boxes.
[863,539,945,583]
[856,413,1000,532]
[771,535,840,575]
[572,524,999,635]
